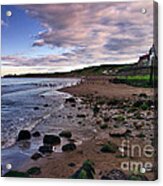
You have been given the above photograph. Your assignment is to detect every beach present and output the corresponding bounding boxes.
[3,77,156,180]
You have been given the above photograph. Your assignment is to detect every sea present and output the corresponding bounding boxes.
[1,77,80,174]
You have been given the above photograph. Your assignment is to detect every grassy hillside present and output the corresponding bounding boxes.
[3,64,136,78]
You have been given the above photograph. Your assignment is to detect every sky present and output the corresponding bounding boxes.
[1,1,154,76]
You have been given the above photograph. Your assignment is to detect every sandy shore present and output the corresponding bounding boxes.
[17,78,157,180]
[60,77,153,99]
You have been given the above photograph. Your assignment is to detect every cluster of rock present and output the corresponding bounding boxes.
[17,129,76,160]
[81,92,155,143]
[70,160,148,180]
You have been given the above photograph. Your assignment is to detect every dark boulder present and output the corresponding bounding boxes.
[32,131,41,137]
[38,145,53,154]
[101,169,128,180]
[59,130,72,138]
[139,93,148,98]
[33,107,39,110]
[4,170,29,178]
[27,167,41,175]
[43,135,61,145]
[65,97,76,103]
[76,114,86,118]
[62,143,76,152]
[68,162,76,167]
[31,153,42,160]
[43,104,49,107]
[17,130,31,141]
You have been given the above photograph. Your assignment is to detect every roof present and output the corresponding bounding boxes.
[139,54,149,61]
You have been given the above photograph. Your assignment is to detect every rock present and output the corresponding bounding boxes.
[103,117,110,122]
[62,143,76,152]
[147,100,154,107]
[109,128,128,137]
[67,115,73,119]
[65,97,76,103]
[31,153,42,160]
[136,132,145,138]
[68,162,76,167]
[139,93,148,98]
[100,142,117,153]
[101,169,127,180]
[38,145,53,154]
[113,115,125,122]
[133,100,144,107]
[93,105,100,116]
[133,100,152,110]
[128,174,148,181]
[43,134,61,145]
[70,160,95,179]
[59,130,72,138]
[96,118,102,125]
[133,122,144,130]
[43,104,49,107]
[100,124,108,129]
[32,131,41,137]
[4,170,29,178]
[107,99,119,106]
[27,167,41,175]
[77,114,86,118]
[134,112,144,120]
[17,130,31,141]
[33,107,39,110]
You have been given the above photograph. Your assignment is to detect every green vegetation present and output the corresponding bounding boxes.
[128,174,148,181]
[118,75,150,81]
[4,62,157,89]
[93,105,100,116]
[4,167,41,177]
[113,115,125,122]
[115,154,127,158]
[4,170,29,178]
[3,64,134,78]
[100,124,108,129]
[27,167,41,175]
[116,75,157,88]
[133,100,152,110]
[70,160,95,179]
[100,142,118,153]
[137,132,146,138]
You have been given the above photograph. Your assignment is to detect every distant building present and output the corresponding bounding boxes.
[137,45,157,67]
[137,54,150,67]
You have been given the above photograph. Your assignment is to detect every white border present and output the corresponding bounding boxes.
[0,0,162,185]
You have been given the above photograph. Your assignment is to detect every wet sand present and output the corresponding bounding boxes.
[18,78,156,180]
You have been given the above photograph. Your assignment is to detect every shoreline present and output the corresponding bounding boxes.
[1,78,80,175]
[3,78,157,180]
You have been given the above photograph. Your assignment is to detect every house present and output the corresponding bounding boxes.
[137,45,157,67]
[137,54,150,67]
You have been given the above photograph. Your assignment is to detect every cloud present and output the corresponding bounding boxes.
[2,1,154,74]
[1,54,68,67]
[32,39,45,47]
[24,1,153,61]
